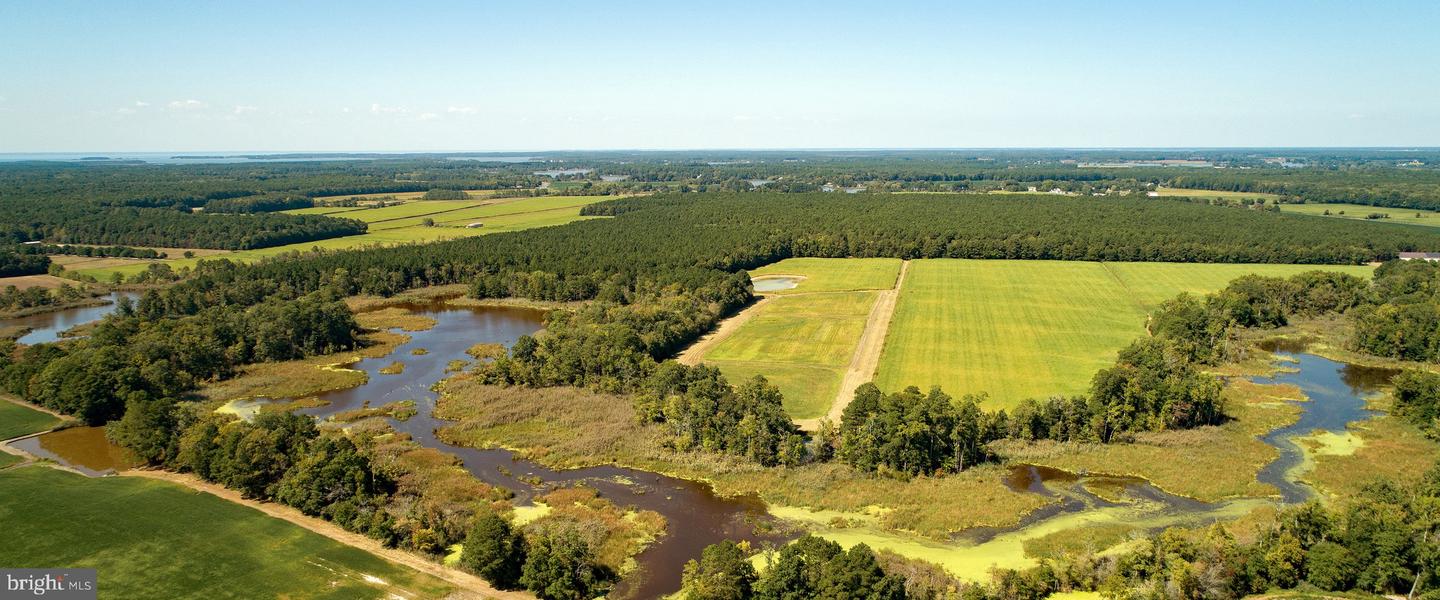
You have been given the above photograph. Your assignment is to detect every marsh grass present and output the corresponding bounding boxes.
[433,377,1047,538]
[993,379,1305,501]
[524,486,666,575]
[198,331,406,403]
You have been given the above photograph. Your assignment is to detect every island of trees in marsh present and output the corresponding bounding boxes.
[1,150,1438,600]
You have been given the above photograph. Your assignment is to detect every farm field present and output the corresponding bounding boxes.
[747,257,902,294]
[1279,202,1440,228]
[705,292,878,417]
[1154,187,1279,201]
[874,259,1375,408]
[696,258,901,417]
[0,399,60,440]
[68,195,611,281]
[0,466,455,599]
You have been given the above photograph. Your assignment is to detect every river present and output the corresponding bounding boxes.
[276,300,784,599]
[4,291,143,345]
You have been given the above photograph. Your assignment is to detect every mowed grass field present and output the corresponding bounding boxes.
[700,258,902,417]
[70,195,611,281]
[875,260,1374,409]
[1154,187,1279,201]
[0,399,61,440]
[1279,202,1440,228]
[707,292,878,417]
[0,466,454,599]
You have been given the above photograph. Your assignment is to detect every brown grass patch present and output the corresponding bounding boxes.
[355,308,437,332]
[0,274,90,291]
[198,331,406,402]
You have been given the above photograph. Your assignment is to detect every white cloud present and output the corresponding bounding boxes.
[370,103,408,115]
[233,105,258,115]
[166,99,207,111]
[116,107,137,115]
[418,112,439,121]
[135,100,150,107]
[447,106,477,115]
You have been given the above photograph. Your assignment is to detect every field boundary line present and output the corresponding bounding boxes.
[123,469,530,600]
[797,260,909,431]
[676,296,773,365]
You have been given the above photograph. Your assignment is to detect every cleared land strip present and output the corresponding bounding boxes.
[677,296,773,365]
[124,469,528,600]
[796,260,909,431]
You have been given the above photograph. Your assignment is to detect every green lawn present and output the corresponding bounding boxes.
[71,195,610,281]
[748,257,901,294]
[1279,202,1440,228]
[0,399,61,440]
[0,466,454,599]
[705,291,878,418]
[0,452,20,469]
[874,259,1374,409]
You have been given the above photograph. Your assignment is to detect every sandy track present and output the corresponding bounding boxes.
[124,469,530,600]
[796,260,909,431]
[676,296,774,365]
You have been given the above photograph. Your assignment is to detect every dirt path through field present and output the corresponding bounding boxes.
[796,260,909,431]
[676,296,773,365]
[123,469,530,600]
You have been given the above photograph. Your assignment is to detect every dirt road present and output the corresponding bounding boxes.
[124,469,531,600]
[795,260,909,431]
[676,296,774,365]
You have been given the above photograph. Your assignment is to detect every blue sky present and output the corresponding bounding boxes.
[1,0,1437,151]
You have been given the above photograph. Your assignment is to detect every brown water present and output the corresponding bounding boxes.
[263,300,788,599]
[10,426,139,476]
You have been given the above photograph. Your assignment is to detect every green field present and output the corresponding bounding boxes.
[698,258,901,417]
[0,399,61,440]
[875,259,1374,408]
[71,195,611,281]
[1279,202,1440,228]
[0,466,453,599]
[1154,187,1279,201]
[706,292,878,417]
[748,257,902,294]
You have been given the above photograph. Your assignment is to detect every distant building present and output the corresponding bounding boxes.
[466,222,484,228]
[1399,252,1440,261]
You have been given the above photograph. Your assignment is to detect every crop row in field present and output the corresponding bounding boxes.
[875,260,1374,409]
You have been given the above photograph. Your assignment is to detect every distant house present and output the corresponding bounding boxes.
[1399,252,1440,261]
[466,222,484,229]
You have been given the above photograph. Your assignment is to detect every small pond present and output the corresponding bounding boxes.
[10,426,139,476]
[751,276,803,292]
